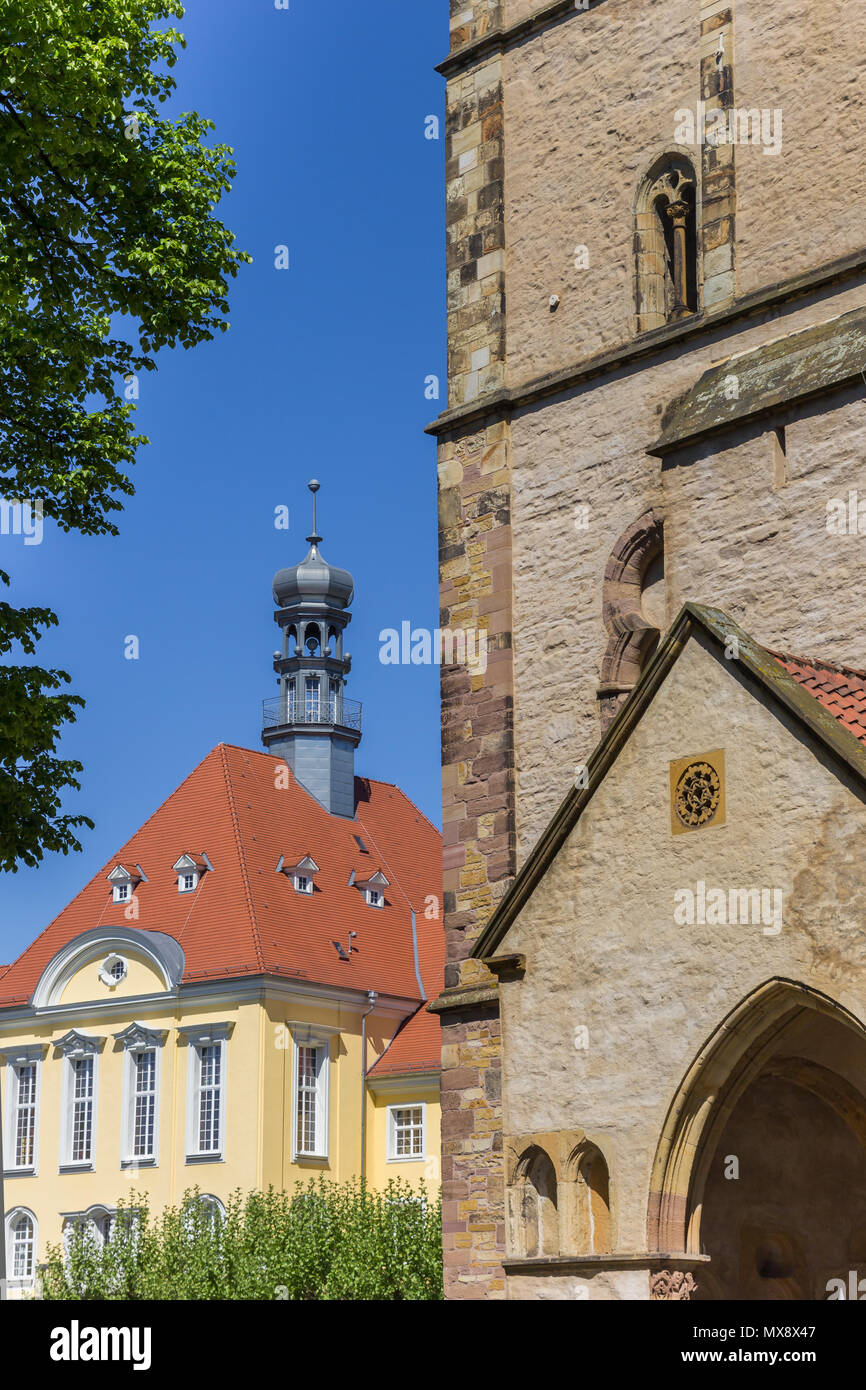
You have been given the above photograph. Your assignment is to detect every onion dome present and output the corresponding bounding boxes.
[272,481,354,610]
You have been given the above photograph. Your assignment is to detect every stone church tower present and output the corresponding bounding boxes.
[430,0,866,1298]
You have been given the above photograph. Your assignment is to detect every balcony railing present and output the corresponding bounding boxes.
[262,694,362,734]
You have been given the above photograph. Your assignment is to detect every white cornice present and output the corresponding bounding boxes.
[366,1069,440,1096]
[0,973,420,1031]
[112,1022,169,1051]
[53,1029,106,1058]
[0,1042,48,1065]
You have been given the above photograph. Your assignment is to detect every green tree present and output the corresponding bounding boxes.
[0,0,249,870]
[41,1180,445,1301]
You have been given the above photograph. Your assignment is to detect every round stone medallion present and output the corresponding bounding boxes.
[674,761,721,829]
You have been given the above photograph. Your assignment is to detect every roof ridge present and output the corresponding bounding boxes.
[218,744,266,972]
[767,648,866,681]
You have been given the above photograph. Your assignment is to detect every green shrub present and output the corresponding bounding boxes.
[41,1178,443,1301]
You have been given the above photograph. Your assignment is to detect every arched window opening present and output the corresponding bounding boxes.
[597,509,664,733]
[565,1142,612,1254]
[7,1209,36,1285]
[635,156,699,332]
[507,1145,559,1258]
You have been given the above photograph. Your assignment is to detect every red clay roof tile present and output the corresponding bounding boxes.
[0,745,443,1011]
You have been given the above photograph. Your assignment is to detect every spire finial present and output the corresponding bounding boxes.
[307,479,322,545]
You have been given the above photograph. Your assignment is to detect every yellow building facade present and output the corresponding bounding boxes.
[1,921,441,1294]
[1,510,443,1295]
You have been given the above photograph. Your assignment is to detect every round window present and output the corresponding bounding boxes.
[98,954,128,987]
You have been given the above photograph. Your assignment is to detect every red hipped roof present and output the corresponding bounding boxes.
[0,745,443,1016]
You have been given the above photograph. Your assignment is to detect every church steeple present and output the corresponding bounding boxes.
[262,481,361,817]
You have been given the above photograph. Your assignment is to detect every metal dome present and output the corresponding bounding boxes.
[273,542,354,610]
[272,480,354,610]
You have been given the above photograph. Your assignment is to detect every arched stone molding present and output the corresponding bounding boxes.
[597,508,664,732]
[31,927,185,1008]
[646,978,866,1256]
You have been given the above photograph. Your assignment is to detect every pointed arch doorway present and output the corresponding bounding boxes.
[648,980,866,1299]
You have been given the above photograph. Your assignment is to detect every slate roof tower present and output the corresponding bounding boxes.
[262,480,361,817]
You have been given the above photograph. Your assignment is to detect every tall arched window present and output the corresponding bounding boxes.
[565,1142,612,1254]
[6,1209,36,1288]
[635,155,699,332]
[507,1145,559,1258]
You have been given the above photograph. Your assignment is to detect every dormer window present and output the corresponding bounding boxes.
[107,864,143,904]
[356,870,389,909]
[173,854,210,894]
[278,853,320,895]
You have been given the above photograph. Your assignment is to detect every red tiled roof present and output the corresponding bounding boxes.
[368,1000,442,1077]
[769,651,866,746]
[0,745,443,1009]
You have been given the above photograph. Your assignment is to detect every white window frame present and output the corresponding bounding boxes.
[180,1024,232,1163]
[293,873,313,895]
[5,1208,37,1291]
[178,871,198,894]
[98,952,128,987]
[57,1034,104,1172]
[113,882,130,904]
[114,1024,166,1168]
[366,888,383,908]
[304,675,320,723]
[386,1102,427,1163]
[291,1035,330,1162]
[2,1045,45,1175]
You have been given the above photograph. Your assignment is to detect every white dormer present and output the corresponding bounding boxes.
[107,864,142,905]
[277,854,320,895]
[172,853,210,894]
[355,869,389,908]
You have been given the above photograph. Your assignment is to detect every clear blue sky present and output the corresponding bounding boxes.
[1,0,447,959]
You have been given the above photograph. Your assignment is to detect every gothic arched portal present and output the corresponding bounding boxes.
[648,979,866,1299]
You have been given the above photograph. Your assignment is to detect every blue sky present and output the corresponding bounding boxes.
[1,0,447,959]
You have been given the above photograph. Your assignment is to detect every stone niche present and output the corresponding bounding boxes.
[504,1129,612,1260]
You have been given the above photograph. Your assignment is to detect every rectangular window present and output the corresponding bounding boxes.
[197,1044,222,1155]
[132,1050,157,1159]
[388,1104,426,1161]
[329,679,339,723]
[12,1063,37,1169]
[287,678,296,722]
[293,1041,328,1159]
[305,676,320,722]
[70,1057,94,1163]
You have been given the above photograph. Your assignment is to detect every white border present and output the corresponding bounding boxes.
[291,1033,330,1162]
[386,1101,427,1163]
